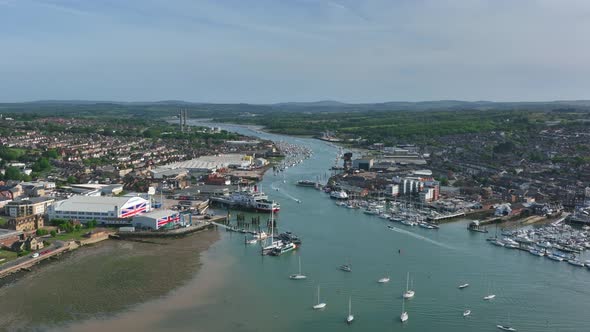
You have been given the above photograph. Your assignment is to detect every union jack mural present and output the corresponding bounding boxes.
[157,213,180,228]
[120,201,148,218]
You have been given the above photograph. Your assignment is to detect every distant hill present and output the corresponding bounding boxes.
[1,99,590,116]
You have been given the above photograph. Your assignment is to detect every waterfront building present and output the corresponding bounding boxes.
[5,197,55,218]
[47,196,149,225]
[132,209,182,230]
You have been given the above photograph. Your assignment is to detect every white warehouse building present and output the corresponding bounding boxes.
[132,209,183,230]
[47,196,150,225]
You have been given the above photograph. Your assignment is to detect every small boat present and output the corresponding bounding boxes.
[484,294,496,300]
[312,285,326,310]
[289,257,307,280]
[463,309,471,317]
[568,259,585,267]
[378,277,390,283]
[400,300,408,323]
[340,264,352,272]
[387,225,394,230]
[547,254,564,262]
[458,283,469,289]
[246,239,258,244]
[497,325,517,331]
[346,297,354,324]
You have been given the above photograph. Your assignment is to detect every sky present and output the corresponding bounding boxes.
[1,0,590,103]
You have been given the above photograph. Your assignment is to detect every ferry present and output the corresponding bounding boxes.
[296,180,318,187]
[211,190,280,212]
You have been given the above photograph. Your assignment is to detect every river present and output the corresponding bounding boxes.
[1,122,589,332]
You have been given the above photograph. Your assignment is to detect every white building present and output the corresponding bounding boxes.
[47,196,150,225]
[385,184,400,197]
[132,209,182,230]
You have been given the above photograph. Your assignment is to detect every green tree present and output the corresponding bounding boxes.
[4,166,22,180]
[50,230,57,237]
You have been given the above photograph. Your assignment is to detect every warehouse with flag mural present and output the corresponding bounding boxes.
[132,209,182,230]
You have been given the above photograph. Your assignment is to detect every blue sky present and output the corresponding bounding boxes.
[1,0,589,103]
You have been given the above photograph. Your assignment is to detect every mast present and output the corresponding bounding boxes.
[348,297,352,316]
[406,272,410,291]
[298,256,302,275]
[317,286,320,304]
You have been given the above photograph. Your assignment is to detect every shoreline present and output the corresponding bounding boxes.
[0,228,221,331]
[55,229,228,332]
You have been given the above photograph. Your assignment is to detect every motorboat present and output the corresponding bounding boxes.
[463,309,471,317]
[340,264,352,272]
[378,277,390,283]
[483,294,496,300]
[568,259,585,267]
[547,254,564,262]
[497,325,516,331]
[458,283,469,289]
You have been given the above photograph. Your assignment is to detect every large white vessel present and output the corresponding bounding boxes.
[211,189,280,212]
[330,190,348,200]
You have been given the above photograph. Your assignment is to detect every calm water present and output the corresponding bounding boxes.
[2,122,589,331]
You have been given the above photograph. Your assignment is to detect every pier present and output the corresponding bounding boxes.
[427,211,465,222]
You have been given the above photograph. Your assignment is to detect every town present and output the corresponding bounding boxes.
[2,106,590,278]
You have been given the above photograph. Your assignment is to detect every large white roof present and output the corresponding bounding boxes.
[163,154,248,170]
[53,196,147,213]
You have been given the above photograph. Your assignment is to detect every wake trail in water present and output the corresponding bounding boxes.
[271,182,301,203]
[388,226,456,250]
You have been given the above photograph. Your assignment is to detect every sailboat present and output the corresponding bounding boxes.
[289,256,307,280]
[400,298,409,322]
[262,204,280,255]
[312,285,326,309]
[403,272,415,299]
[346,297,354,324]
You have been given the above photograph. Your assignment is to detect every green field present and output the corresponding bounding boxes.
[48,229,92,242]
[0,249,18,264]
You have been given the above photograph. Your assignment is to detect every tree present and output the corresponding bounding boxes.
[66,175,76,184]
[87,219,97,229]
[36,229,48,236]
[4,166,22,180]
[50,230,57,237]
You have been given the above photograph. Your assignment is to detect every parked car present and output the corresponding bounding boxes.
[32,253,39,258]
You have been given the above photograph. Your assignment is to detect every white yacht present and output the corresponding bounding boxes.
[330,190,349,200]
[484,294,496,300]
[400,299,408,323]
[312,285,326,310]
[289,257,307,280]
[458,283,469,289]
[403,272,415,299]
[346,297,354,324]
[497,325,516,331]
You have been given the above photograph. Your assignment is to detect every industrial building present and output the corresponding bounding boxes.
[132,209,182,230]
[47,196,150,225]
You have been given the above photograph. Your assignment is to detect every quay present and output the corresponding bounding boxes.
[114,216,225,239]
[428,211,465,222]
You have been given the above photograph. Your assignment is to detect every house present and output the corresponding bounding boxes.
[10,236,44,252]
